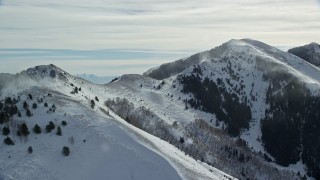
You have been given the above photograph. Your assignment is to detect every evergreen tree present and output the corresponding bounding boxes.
[62,146,70,156]
[44,102,48,107]
[4,137,14,145]
[2,127,10,136]
[180,137,185,144]
[49,121,55,129]
[0,112,9,124]
[32,103,37,109]
[26,109,32,117]
[20,123,30,136]
[45,124,51,133]
[23,101,29,109]
[91,100,95,108]
[8,105,18,116]
[28,94,33,100]
[45,121,55,133]
[28,146,33,154]
[56,126,62,136]
[51,104,56,112]
[61,120,67,126]
[33,124,41,134]
[5,97,13,104]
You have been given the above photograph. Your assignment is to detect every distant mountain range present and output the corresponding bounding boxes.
[75,74,116,84]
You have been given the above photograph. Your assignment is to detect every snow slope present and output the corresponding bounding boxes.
[105,39,320,179]
[0,64,234,180]
[0,88,183,180]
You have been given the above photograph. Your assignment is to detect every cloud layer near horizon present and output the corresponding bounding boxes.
[0,0,319,75]
[1,0,319,51]
[0,48,185,75]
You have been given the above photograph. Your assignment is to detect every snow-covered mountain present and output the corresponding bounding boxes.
[2,38,320,179]
[76,74,117,84]
[288,42,320,67]
[0,65,234,180]
[138,39,320,179]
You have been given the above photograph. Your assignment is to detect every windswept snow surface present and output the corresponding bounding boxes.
[242,39,320,85]
[0,64,234,180]
[0,89,182,180]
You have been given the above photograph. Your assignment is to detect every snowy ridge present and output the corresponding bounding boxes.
[0,89,182,180]
[0,64,235,179]
[242,39,320,84]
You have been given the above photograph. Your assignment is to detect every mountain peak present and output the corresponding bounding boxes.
[224,39,248,46]
[225,38,260,46]
[26,64,60,73]
[25,64,69,81]
[288,42,320,67]
[310,42,319,46]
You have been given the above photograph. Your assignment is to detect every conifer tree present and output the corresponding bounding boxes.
[56,126,62,136]
[33,124,41,134]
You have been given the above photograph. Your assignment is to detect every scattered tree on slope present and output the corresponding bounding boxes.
[4,137,14,145]
[178,74,251,136]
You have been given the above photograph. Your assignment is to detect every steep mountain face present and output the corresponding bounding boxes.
[288,42,320,66]
[0,65,233,180]
[121,39,320,179]
[173,39,320,178]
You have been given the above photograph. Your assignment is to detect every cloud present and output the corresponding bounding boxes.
[0,48,188,76]
[0,58,174,76]
[0,0,319,75]
[0,48,189,60]
[1,0,319,51]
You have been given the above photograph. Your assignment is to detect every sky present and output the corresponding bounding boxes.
[0,0,320,76]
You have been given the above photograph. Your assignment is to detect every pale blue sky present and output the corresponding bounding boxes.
[0,0,319,75]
